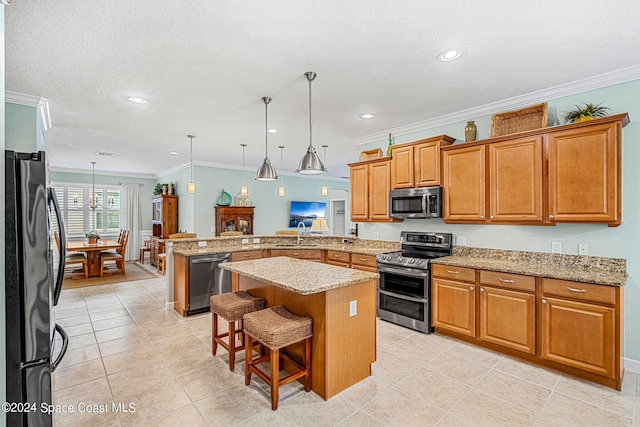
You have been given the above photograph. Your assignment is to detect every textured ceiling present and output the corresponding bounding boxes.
[6,1,640,179]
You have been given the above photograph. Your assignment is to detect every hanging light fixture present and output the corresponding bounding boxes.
[256,96,278,181]
[278,145,286,197]
[321,145,328,196]
[187,135,196,193]
[296,71,325,174]
[240,144,248,196]
[73,161,111,231]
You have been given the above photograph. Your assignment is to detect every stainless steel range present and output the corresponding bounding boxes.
[376,231,453,333]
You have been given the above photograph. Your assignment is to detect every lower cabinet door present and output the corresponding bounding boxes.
[432,278,476,337]
[541,296,615,377]
[479,286,535,354]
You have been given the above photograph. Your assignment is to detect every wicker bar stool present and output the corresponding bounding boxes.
[210,291,266,371]
[243,305,313,410]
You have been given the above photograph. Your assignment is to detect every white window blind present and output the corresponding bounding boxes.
[52,183,121,237]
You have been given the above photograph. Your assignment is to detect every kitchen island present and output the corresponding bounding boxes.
[221,256,379,400]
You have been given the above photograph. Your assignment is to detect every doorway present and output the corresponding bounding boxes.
[330,199,346,236]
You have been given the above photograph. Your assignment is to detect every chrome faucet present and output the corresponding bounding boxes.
[297,222,306,244]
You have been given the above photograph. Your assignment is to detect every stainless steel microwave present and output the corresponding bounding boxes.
[389,187,442,219]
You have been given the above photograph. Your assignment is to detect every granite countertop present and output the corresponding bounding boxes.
[431,247,627,287]
[221,256,380,295]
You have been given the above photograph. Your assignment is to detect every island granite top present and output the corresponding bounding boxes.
[221,256,379,295]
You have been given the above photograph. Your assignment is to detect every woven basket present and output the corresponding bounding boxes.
[359,148,383,161]
[490,103,548,138]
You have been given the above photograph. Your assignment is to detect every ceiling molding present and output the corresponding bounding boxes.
[5,90,52,131]
[354,65,640,145]
[49,166,157,180]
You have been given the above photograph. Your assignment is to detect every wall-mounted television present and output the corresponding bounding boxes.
[289,201,326,228]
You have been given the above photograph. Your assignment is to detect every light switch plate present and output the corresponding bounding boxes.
[552,242,562,254]
[349,300,357,317]
[372,231,380,239]
[457,236,467,246]
[578,243,589,255]
[198,241,206,247]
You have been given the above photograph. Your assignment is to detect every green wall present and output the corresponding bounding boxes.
[357,79,640,362]
[159,165,350,237]
[5,102,42,151]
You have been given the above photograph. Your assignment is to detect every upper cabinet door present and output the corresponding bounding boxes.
[547,122,620,225]
[489,136,543,223]
[414,141,440,187]
[390,145,414,189]
[350,163,369,221]
[369,159,392,220]
[443,145,486,222]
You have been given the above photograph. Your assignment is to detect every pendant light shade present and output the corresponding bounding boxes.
[187,135,196,193]
[296,71,325,174]
[278,145,286,197]
[240,144,248,196]
[256,97,278,181]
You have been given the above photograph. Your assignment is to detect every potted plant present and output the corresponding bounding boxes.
[563,103,610,123]
[85,230,101,244]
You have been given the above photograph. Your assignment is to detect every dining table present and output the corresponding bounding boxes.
[66,239,122,277]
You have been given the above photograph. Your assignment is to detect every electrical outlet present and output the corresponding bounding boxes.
[210,226,214,232]
[349,300,357,317]
[551,242,562,254]
[372,231,380,240]
[578,243,589,255]
[198,241,206,247]
[253,238,260,244]
[456,236,467,246]
[241,238,249,245]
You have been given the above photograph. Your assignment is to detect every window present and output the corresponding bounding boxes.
[51,183,121,237]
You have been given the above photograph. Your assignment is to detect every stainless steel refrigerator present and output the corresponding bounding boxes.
[5,150,68,427]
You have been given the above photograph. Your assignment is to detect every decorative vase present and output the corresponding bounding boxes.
[88,237,98,244]
[576,115,594,123]
[162,185,167,195]
[465,121,477,142]
[168,183,173,195]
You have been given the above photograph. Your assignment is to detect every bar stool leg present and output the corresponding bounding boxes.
[212,313,219,355]
[304,337,312,392]
[245,333,253,386]
[228,320,236,371]
[270,348,279,411]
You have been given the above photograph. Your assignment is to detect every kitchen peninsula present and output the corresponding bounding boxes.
[221,256,379,400]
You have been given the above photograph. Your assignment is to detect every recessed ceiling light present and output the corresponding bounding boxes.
[170,151,179,155]
[359,113,376,119]
[438,49,461,62]
[267,128,279,134]
[127,96,148,104]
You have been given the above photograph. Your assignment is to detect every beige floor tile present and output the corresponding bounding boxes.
[396,366,471,411]
[384,332,457,366]
[94,324,144,343]
[54,409,121,427]
[493,356,559,389]
[370,349,416,385]
[237,409,301,426]
[55,306,89,319]
[473,370,551,415]
[446,341,503,368]
[175,359,239,401]
[101,345,164,376]
[56,313,92,328]
[108,364,177,400]
[97,333,152,357]
[358,391,445,427]
[162,349,217,378]
[53,359,106,392]
[63,322,94,337]
[449,388,539,426]
[57,343,101,369]
[427,352,493,386]
[537,391,633,426]
[91,314,136,332]
[89,306,131,322]
[141,322,192,342]
[337,374,395,408]
[65,331,98,351]
[334,410,386,426]
[276,392,358,427]
[195,382,271,426]
[151,403,208,427]
[53,377,113,406]
[434,413,477,427]
[116,381,191,427]
[554,374,635,417]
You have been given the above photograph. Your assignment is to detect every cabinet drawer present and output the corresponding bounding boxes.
[432,264,475,282]
[231,250,263,261]
[480,270,535,292]
[270,249,322,260]
[327,250,350,263]
[350,253,377,269]
[541,278,616,305]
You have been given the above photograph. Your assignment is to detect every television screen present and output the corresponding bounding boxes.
[289,201,326,228]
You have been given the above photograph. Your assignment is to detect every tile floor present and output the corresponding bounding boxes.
[52,264,639,426]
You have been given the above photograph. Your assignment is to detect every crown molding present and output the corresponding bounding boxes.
[5,90,52,131]
[49,166,156,180]
[355,65,640,145]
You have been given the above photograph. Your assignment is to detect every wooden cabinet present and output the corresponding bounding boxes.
[215,206,254,235]
[270,249,322,262]
[152,195,178,238]
[326,250,350,268]
[432,265,476,337]
[350,254,377,272]
[391,135,455,189]
[478,271,536,354]
[540,278,620,382]
[231,250,265,262]
[547,121,622,225]
[348,158,396,222]
[442,145,486,222]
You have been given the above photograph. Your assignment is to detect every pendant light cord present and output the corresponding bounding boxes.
[241,144,247,184]
[307,73,313,149]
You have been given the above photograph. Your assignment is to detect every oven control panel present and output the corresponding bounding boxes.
[376,252,429,269]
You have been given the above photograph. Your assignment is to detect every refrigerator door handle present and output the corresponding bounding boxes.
[51,324,68,371]
[48,187,65,306]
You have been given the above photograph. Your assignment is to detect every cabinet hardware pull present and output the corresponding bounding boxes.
[480,287,485,292]
[542,299,547,304]
[498,278,514,283]
[480,216,485,220]
[360,258,367,262]
[446,270,459,274]
[566,287,587,293]
[243,254,251,257]
[292,252,299,255]
[470,286,474,290]
[549,215,554,219]
[335,254,342,258]
[490,216,494,220]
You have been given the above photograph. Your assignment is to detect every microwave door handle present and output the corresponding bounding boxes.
[422,194,428,215]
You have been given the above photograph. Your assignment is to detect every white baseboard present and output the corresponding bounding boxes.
[624,357,640,373]
[165,301,174,311]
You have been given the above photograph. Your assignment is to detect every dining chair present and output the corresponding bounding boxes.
[54,231,88,279]
[99,230,129,276]
[139,239,151,264]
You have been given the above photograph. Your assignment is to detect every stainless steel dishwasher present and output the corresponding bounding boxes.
[188,252,231,315]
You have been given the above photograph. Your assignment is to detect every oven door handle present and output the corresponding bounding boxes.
[378,289,428,303]
[377,265,430,278]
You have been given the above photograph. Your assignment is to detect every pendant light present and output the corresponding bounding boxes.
[321,145,328,196]
[278,145,286,197]
[240,144,248,196]
[296,71,325,174]
[256,96,278,181]
[187,135,196,193]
